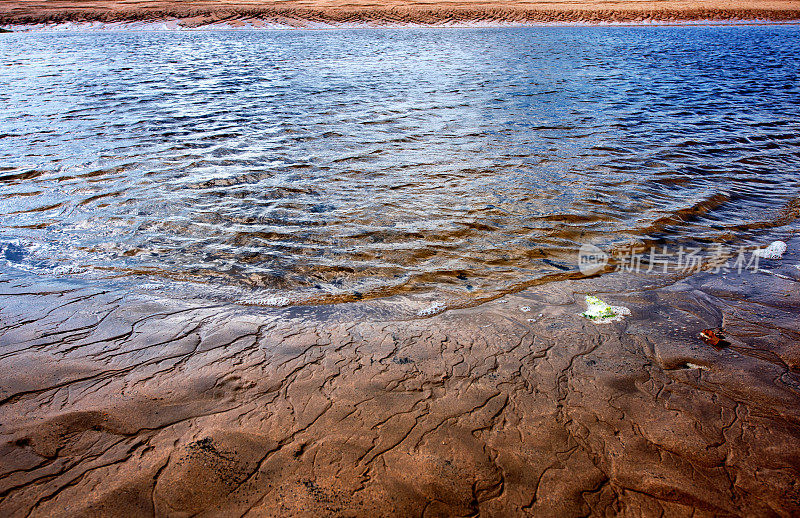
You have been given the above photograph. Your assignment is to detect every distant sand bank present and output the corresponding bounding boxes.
[2,0,800,28]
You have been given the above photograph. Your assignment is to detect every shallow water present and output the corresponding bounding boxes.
[1,26,799,306]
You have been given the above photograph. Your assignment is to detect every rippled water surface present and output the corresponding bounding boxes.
[1,26,799,306]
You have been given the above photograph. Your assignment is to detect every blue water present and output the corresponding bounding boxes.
[1,26,799,305]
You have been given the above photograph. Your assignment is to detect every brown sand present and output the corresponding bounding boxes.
[1,238,799,516]
[1,0,800,26]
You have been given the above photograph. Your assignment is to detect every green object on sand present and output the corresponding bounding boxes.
[581,295,630,323]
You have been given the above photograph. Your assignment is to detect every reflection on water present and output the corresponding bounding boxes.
[1,26,799,306]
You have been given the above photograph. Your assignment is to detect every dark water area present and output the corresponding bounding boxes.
[1,26,799,307]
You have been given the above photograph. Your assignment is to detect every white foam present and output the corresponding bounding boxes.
[138,283,164,290]
[753,240,787,260]
[50,264,87,275]
[417,301,446,317]
[239,295,292,307]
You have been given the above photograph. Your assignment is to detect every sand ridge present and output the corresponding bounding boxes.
[2,0,800,26]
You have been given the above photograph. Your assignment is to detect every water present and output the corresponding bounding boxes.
[1,26,799,307]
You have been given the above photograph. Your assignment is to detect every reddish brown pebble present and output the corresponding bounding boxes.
[700,328,726,347]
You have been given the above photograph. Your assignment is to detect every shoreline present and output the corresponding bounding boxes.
[1,237,798,515]
[5,18,800,32]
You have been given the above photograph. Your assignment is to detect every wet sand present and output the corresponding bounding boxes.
[1,0,800,26]
[0,238,798,516]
